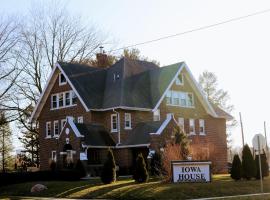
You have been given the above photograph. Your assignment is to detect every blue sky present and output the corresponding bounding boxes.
[2,0,270,148]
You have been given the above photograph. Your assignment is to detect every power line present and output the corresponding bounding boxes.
[109,8,270,53]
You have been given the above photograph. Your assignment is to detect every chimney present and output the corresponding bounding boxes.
[96,46,109,68]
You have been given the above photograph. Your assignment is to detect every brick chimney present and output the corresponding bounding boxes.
[96,46,109,68]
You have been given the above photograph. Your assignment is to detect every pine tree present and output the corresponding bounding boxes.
[133,153,149,183]
[0,112,13,173]
[101,149,116,184]
[174,126,190,159]
[230,154,242,180]
[242,144,256,180]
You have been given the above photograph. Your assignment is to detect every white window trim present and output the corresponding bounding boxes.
[50,90,77,110]
[53,120,59,137]
[199,119,206,135]
[178,117,185,131]
[124,113,132,129]
[111,114,118,133]
[59,73,67,86]
[175,74,184,86]
[61,119,66,130]
[51,150,57,162]
[189,119,195,135]
[166,90,195,108]
[46,121,51,138]
[77,116,83,124]
[153,109,160,121]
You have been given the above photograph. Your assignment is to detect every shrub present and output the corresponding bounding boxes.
[242,144,256,180]
[101,149,116,184]
[133,153,149,183]
[230,154,242,180]
[255,150,269,179]
[150,152,162,176]
[49,160,57,172]
[75,160,87,178]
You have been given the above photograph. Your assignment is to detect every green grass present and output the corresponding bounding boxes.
[1,175,270,199]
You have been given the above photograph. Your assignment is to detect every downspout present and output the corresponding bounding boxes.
[113,109,121,145]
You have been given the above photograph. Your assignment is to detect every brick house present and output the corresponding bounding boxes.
[30,54,232,175]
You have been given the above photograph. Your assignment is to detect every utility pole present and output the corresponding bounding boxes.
[264,121,268,151]
[239,112,245,148]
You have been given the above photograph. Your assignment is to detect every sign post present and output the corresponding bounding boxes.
[252,134,266,193]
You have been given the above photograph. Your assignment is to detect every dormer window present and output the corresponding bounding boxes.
[59,73,67,85]
[175,74,184,85]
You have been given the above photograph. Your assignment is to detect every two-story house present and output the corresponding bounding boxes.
[30,53,232,175]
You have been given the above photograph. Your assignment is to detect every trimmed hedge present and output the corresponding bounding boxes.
[0,170,82,187]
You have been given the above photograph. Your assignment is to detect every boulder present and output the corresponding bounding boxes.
[30,184,48,193]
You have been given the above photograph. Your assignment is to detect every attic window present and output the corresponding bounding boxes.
[175,74,184,85]
[59,73,67,85]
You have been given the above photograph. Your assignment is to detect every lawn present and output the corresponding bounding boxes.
[1,175,270,199]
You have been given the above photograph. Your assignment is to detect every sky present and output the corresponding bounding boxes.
[1,0,270,149]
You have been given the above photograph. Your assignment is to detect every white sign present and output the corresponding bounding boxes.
[252,134,266,151]
[172,161,212,183]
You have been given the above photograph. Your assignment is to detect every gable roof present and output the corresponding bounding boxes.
[31,57,231,121]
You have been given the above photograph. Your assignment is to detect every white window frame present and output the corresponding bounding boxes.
[61,119,66,130]
[51,150,57,162]
[166,90,194,108]
[51,94,58,109]
[111,114,118,132]
[53,120,59,137]
[71,91,77,105]
[189,119,195,135]
[46,122,51,138]
[153,109,160,121]
[178,117,185,131]
[50,90,77,110]
[59,73,67,85]
[65,91,71,106]
[175,74,184,85]
[187,93,194,107]
[124,113,132,129]
[77,116,83,124]
[199,119,205,135]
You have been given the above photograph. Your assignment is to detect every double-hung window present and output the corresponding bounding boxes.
[199,119,205,135]
[124,113,131,129]
[111,114,118,132]
[51,94,58,109]
[71,91,77,105]
[65,91,71,106]
[46,122,51,137]
[166,91,172,104]
[58,93,64,107]
[172,91,179,105]
[187,93,194,107]
[51,151,57,162]
[189,119,195,135]
[54,120,59,137]
[153,109,160,121]
[179,92,186,107]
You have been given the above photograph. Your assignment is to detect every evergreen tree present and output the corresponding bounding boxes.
[133,153,149,183]
[150,152,162,176]
[230,154,242,180]
[0,112,13,173]
[101,149,116,184]
[174,126,190,159]
[255,150,269,179]
[242,144,256,180]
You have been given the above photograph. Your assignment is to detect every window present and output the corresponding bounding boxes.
[124,113,131,129]
[178,118,184,131]
[187,93,194,107]
[65,91,71,106]
[58,93,64,107]
[51,94,58,109]
[175,74,184,85]
[61,119,66,130]
[153,109,160,121]
[166,90,194,108]
[199,119,205,135]
[46,122,51,137]
[77,116,83,124]
[111,114,118,132]
[71,91,77,105]
[51,151,57,162]
[166,91,172,104]
[189,119,195,135]
[54,120,59,137]
[59,73,67,85]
